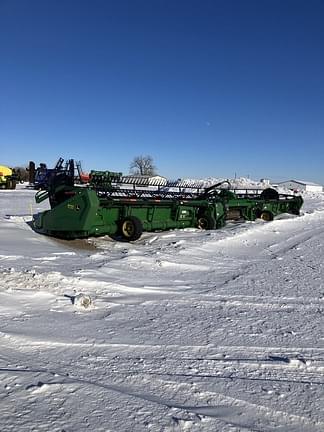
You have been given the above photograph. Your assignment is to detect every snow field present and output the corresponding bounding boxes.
[0,184,324,431]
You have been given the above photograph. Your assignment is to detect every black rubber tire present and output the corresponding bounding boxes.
[120,216,143,241]
[5,180,16,190]
[290,209,300,216]
[260,211,274,222]
[197,214,216,230]
[260,188,279,200]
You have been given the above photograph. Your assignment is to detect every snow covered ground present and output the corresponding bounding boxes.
[0,184,324,431]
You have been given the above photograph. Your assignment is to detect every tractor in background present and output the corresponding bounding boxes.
[29,158,89,189]
[0,165,19,189]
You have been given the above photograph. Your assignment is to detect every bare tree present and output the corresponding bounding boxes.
[129,155,156,176]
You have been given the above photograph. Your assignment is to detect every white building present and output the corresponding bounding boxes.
[260,178,271,186]
[277,180,323,193]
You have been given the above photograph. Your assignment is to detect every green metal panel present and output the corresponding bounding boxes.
[34,189,106,238]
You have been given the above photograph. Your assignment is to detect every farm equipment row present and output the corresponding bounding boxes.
[29,158,89,189]
[32,159,303,241]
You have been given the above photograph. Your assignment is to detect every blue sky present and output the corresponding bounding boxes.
[1,0,323,183]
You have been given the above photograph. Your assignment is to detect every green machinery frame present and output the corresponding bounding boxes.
[32,160,303,241]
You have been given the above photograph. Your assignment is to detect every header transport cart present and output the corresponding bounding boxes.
[33,159,303,241]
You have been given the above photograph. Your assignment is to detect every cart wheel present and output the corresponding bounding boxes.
[120,216,143,241]
[197,214,216,230]
[260,188,279,200]
[260,211,273,222]
[6,180,16,190]
[290,209,300,215]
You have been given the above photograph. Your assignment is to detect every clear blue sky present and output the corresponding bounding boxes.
[1,0,323,183]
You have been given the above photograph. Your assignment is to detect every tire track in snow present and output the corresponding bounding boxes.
[3,331,324,388]
[2,333,324,430]
[265,225,324,258]
[1,363,323,432]
[3,329,324,358]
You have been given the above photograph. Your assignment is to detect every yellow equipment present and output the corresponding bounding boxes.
[0,165,17,189]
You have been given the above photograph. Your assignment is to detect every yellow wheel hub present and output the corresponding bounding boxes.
[261,212,271,221]
[122,221,134,237]
[198,217,208,229]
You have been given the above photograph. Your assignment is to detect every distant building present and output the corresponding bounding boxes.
[277,180,323,193]
[147,175,168,186]
[260,178,271,186]
[122,174,167,186]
